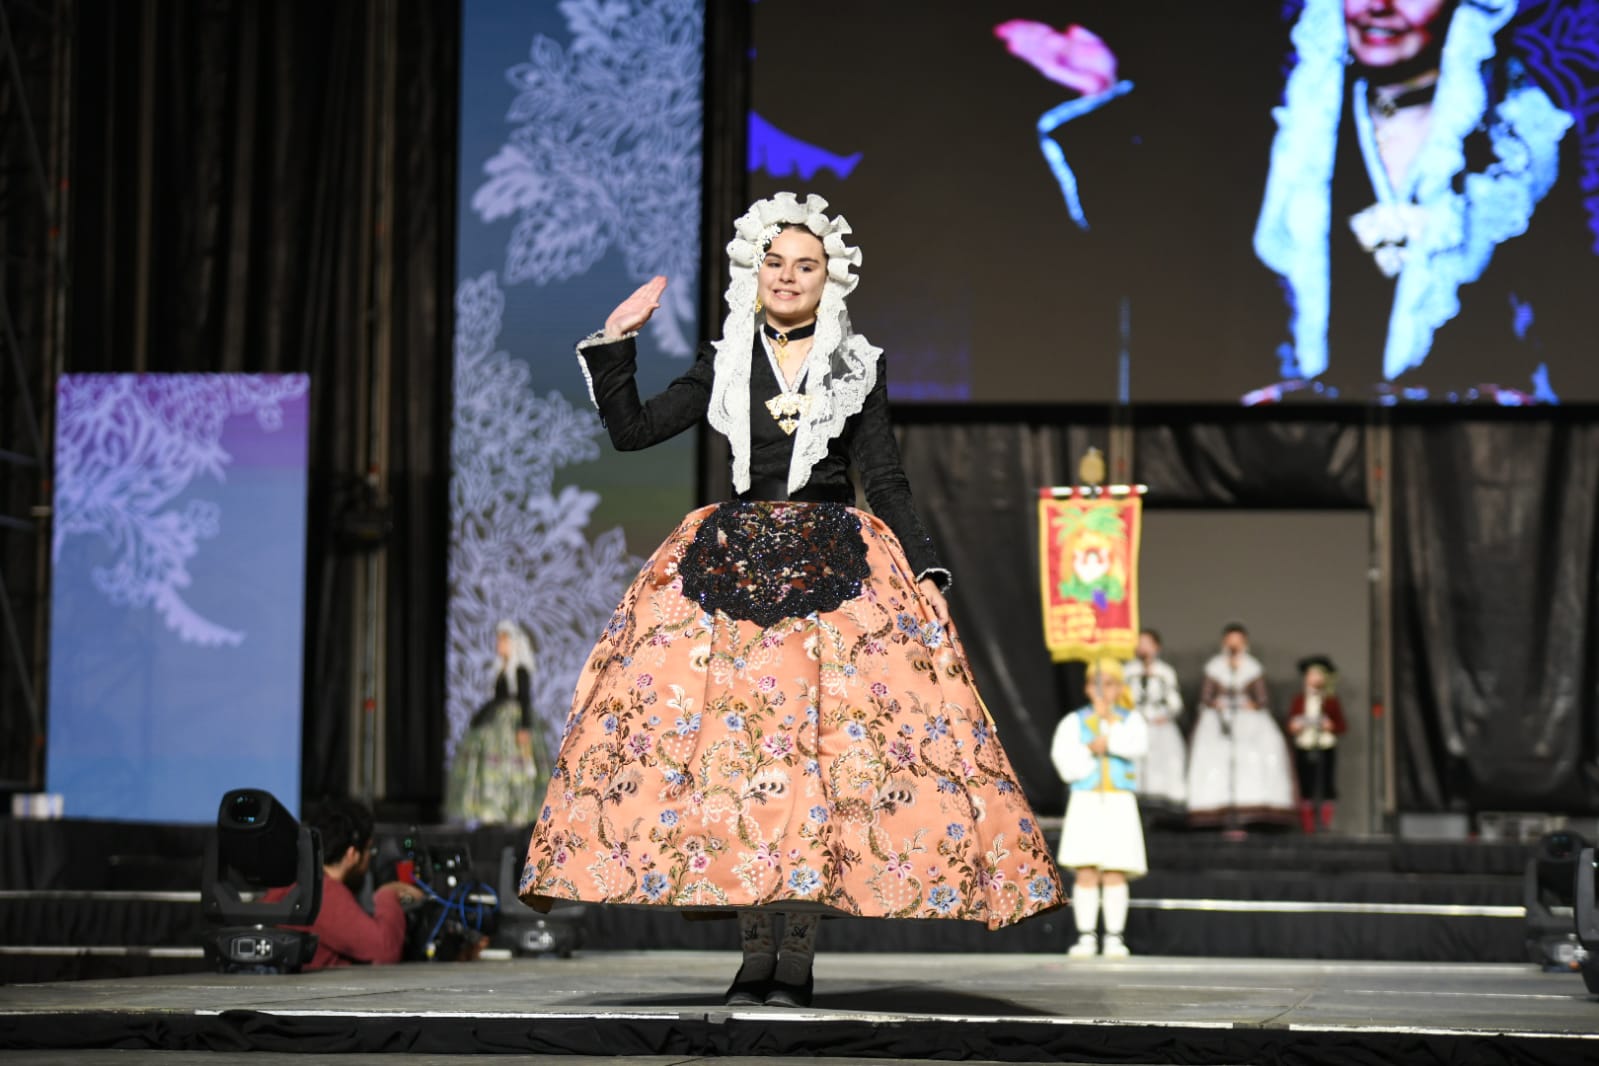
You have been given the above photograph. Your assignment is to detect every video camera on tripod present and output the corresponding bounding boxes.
[377,827,500,962]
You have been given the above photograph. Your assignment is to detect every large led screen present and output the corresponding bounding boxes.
[750,0,1599,405]
[47,375,310,823]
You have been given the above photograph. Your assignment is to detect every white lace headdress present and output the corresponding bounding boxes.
[495,619,536,694]
[709,192,882,494]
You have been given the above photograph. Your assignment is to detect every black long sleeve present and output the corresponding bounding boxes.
[845,363,948,588]
[578,335,714,450]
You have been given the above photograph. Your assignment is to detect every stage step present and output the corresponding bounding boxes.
[0,821,1540,981]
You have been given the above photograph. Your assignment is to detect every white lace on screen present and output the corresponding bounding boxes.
[709,192,881,494]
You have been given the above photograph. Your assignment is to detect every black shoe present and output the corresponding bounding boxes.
[723,970,772,1007]
[764,970,814,1008]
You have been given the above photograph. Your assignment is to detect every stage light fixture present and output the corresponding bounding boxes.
[1523,830,1589,974]
[494,844,586,958]
[200,789,323,973]
[1575,846,1599,994]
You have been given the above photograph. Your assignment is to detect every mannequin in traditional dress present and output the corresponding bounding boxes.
[1187,623,1296,830]
[445,621,548,826]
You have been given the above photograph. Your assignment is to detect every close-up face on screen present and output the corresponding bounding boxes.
[749,0,1599,406]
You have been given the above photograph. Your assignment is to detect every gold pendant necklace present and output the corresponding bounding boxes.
[761,333,812,436]
[764,392,812,435]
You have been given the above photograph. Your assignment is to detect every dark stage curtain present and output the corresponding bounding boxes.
[1135,413,1368,508]
[1393,418,1599,813]
[67,0,459,809]
[898,421,1073,813]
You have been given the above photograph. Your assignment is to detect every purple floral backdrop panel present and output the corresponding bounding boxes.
[46,374,311,823]
[449,0,702,772]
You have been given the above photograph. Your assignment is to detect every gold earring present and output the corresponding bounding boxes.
[754,295,763,314]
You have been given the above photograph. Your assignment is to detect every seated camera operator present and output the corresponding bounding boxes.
[264,797,421,970]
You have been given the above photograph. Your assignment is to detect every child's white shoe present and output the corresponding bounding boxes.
[1101,933,1130,959]
[1067,933,1099,958]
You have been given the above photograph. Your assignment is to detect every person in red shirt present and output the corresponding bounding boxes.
[265,797,420,970]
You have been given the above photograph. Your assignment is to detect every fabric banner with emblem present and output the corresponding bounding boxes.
[1038,490,1143,663]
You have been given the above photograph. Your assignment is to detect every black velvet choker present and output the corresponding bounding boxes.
[762,320,817,348]
[1368,80,1437,119]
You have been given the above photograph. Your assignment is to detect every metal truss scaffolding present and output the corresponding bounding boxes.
[0,0,70,792]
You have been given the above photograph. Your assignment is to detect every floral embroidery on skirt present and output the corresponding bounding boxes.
[520,503,1062,930]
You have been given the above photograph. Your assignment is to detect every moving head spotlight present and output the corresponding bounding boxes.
[200,789,323,973]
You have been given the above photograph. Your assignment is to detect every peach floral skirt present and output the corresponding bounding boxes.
[519,501,1062,930]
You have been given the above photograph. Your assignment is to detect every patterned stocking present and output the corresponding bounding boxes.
[735,909,776,982]
[774,912,819,984]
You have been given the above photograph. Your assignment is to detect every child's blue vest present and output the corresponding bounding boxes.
[1069,706,1138,793]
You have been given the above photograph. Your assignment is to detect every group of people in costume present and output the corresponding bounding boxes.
[1086,625,1350,834]
[1049,628,1350,957]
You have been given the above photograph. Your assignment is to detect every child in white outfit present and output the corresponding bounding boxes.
[1051,658,1149,958]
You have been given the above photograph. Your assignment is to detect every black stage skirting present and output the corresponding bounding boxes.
[4,1007,1584,1064]
[2,955,1594,1066]
[0,817,1534,981]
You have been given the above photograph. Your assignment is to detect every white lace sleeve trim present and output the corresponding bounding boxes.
[574,330,638,409]
[916,567,952,591]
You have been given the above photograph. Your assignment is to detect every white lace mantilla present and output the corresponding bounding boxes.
[709,192,881,494]
[1254,0,1572,381]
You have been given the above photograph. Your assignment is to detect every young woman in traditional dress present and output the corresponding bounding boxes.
[1187,623,1297,831]
[1124,628,1186,822]
[518,193,1062,1007]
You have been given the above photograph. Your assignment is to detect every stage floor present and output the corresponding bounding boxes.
[3,952,1597,1064]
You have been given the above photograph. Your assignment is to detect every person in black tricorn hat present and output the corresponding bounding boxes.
[1287,655,1348,834]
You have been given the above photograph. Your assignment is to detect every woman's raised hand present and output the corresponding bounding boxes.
[604,276,669,340]
[993,21,1118,96]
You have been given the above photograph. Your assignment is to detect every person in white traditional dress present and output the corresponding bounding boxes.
[1052,658,1149,959]
[1124,628,1186,821]
[1186,623,1296,831]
